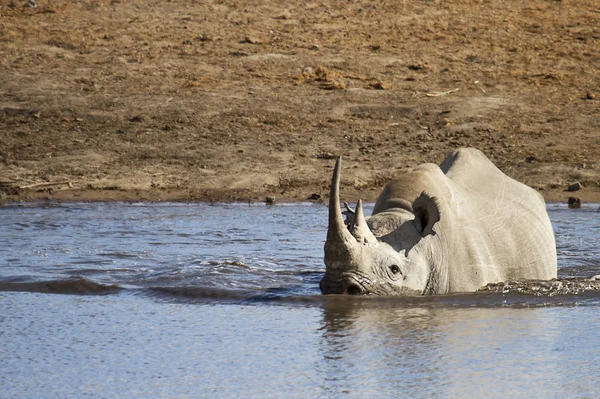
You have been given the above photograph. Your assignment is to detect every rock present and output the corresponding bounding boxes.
[265,196,276,205]
[525,155,537,163]
[0,179,20,195]
[567,181,583,192]
[307,193,321,201]
[408,63,428,71]
[241,36,263,45]
[274,11,292,20]
[0,178,15,187]
[370,80,390,90]
[128,115,144,123]
[568,197,581,209]
[315,151,336,160]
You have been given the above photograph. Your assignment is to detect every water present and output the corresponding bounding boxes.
[1,202,599,398]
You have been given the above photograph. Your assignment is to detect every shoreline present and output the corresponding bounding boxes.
[2,186,599,206]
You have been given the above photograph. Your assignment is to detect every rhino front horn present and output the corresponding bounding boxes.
[324,157,359,267]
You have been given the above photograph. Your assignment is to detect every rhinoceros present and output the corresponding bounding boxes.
[320,148,557,295]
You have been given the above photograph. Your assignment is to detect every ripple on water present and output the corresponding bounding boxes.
[0,202,598,307]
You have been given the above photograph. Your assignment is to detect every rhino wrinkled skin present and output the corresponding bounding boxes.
[321,148,557,296]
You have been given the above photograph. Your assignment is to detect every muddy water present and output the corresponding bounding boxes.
[1,202,599,398]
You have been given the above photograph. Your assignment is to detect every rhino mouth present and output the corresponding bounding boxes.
[321,271,423,296]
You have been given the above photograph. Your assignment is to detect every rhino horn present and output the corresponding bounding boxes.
[324,157,359,267]
[351,200,378,245]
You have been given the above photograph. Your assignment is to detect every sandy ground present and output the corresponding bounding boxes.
[1,0,599,205]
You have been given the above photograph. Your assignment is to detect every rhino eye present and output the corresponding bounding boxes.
[389,265,401,275]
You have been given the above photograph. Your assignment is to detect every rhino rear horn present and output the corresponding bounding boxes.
[350,200,378,245]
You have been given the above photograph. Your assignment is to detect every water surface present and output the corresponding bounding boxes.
[1,202,599,398]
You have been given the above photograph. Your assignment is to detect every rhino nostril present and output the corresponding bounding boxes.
[346,283,363,295]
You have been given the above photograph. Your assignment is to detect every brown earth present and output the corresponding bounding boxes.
[1,0,599,205]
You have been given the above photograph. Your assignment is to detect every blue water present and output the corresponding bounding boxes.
[0,202,599,398]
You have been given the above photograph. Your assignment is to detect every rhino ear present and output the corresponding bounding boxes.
[342,202,355,227]
[412,192,440,238]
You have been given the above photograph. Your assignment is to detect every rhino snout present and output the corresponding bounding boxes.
[320,276,366,295]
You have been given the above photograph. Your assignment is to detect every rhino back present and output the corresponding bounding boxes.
[441,148,546,208]
[445,149,556,285]
[373,148,557,293]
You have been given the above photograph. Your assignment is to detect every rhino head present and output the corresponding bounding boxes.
[320,157,442,296]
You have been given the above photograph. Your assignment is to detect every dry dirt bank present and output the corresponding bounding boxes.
[1,0,599,204]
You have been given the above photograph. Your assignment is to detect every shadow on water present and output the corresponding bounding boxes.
[0,277,121,295]
[3,273,600,309]
[121,277,600,308]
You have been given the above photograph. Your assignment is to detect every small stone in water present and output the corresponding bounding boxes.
[568,197,581,209]
[307,193,321,201]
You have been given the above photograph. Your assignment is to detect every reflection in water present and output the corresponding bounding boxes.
[317,300,599,398]
[3,291,599,398]
[319,300,439,396]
